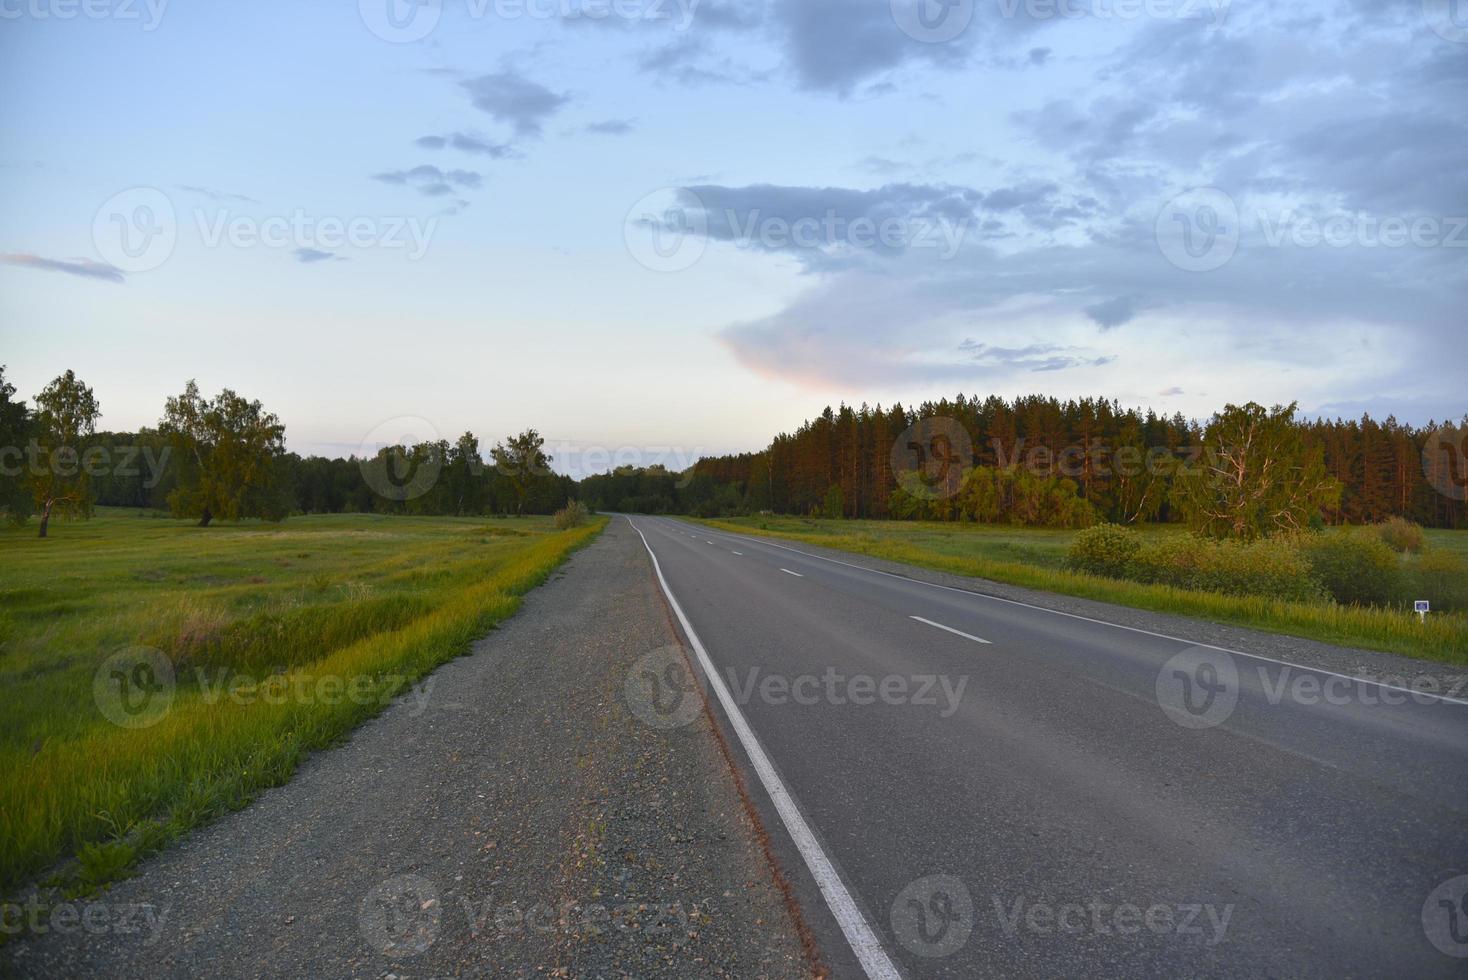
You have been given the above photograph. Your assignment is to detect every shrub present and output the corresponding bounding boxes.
[1374,517,1425,554]
[1132,535,1323,602]
[1066,524,1141,578]
[1407,548,1468,614]
[1300,531,1402,607]
[553,500,586,530]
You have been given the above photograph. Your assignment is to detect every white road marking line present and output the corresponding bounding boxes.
[780,568,804,577]
[626,518,901,980]
[679,521,1468,707]
[911,615,992,645]
[732,551,743,556]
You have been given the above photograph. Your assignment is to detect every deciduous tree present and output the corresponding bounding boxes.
[26,370,100,537]
[1171,402,1340,540]
[160,381,287,526]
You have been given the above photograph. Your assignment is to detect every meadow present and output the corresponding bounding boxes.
[0,508,605,899]
[701,517,1468,665]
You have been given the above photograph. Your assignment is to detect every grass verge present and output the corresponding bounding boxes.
[698,517,1468,666]
[0,510,606,902]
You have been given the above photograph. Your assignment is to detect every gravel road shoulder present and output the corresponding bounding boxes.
[3,519,818,979]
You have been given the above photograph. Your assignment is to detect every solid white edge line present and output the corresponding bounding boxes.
[627,517,902,980]
[781,568,804,577]
[680,521,1468,707]
[911,615,992,645]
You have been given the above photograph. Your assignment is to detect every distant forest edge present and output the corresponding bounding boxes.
[588,397,1468,531]
[2,366,1465,533]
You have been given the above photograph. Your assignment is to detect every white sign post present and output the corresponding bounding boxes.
[1415,600,1431,624]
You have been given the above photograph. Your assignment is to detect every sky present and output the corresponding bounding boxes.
[1,0,1464,477]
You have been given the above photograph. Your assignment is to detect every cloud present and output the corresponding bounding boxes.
[1084,295,1142,330]
[857,156,907,176]
[557,0,761,32]
[177,184,260,204]
[637,36,762,86]
[960,340,1115,372]
[414,132,516,157]
[586,118,635,135]
[0,253,125,283]
[293,248,342,263]
[660,181,982,267]
[372,165,482,196]
[460,71,570,136]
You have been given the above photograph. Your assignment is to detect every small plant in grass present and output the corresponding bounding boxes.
[1300,531,1403,607]
[1374,517,1425,554]
[554,500,587,529]
[1066,524,1141,578]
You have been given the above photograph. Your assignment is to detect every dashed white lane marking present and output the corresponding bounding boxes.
[626,518,901,980]
[911,615,992,645]
[680,522,1468,708]
[780,568,804,577]
[732,551,744,556]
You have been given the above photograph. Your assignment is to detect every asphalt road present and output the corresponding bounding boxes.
[625,516,1468,979]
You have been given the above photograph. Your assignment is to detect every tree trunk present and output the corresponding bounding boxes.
[37,499,52,538]
[198,507,213,528]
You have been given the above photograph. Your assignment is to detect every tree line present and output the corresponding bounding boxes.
[595,395,1466,532]
[0,366,577,536]
[4,368,1463,537]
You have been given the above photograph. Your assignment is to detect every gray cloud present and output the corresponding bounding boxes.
[415,132,517,157]
[177,184,260,204]
[460,71,570,136]
[586,118,636,135]
[637,35,763,86]
[640,181,985,273]
[372,165,482,196]
[1,253,125,283]
[1084,295,1142,330]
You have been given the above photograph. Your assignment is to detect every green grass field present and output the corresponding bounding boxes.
[700,517,1468,665]
[0,508,605,899]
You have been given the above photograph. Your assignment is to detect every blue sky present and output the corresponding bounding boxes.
[2,0,1464,475]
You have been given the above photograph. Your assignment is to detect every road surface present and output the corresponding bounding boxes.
[625,515,1468,979]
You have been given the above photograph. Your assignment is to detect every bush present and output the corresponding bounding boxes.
[1301,531,1402,607]
[1407,548,1468,614]
[1066,524,1141,578]
[1374,517,1425,554]
[1132,535,1324,602]
[553,500,586,530]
